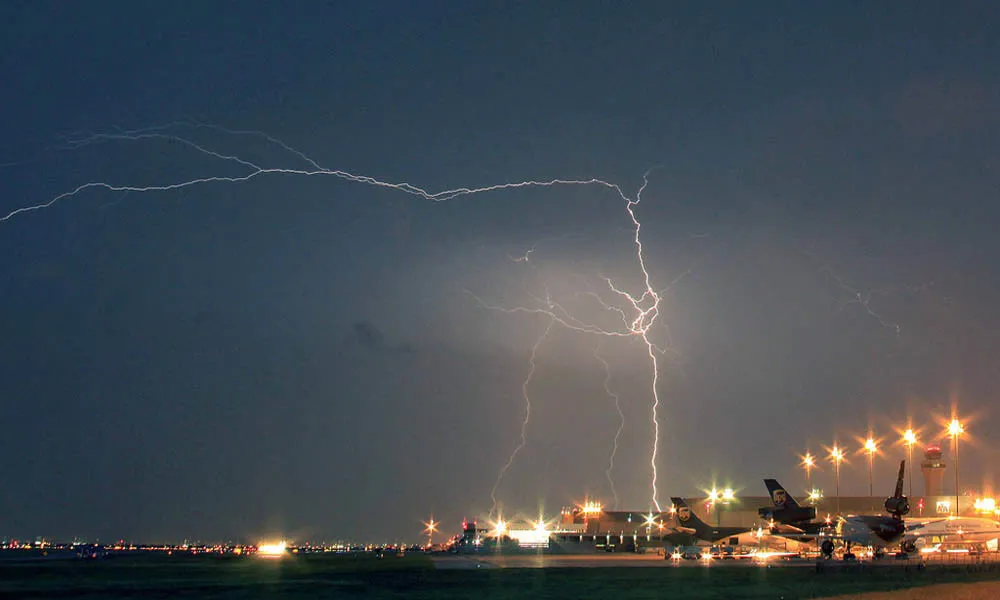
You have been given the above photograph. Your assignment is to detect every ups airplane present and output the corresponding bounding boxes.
[760,463,1000,557]
[667,497,752,546]
[761,461,909,559]
[760,479,817,524]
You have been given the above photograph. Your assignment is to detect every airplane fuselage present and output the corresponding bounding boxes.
[904,517,1000,546]
[838,515,906,547]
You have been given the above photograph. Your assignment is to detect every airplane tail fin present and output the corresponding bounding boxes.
[671,497,713,538]
[893,460,905,499]
[884,460,910,518]
[763,479,800,508]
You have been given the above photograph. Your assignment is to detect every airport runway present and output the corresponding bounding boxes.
[433,553,666,569]
[432,552,1000,570]
[431,553,819,569]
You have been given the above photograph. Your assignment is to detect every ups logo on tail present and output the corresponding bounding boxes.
[677,506,692,522]
[772,489,788,508]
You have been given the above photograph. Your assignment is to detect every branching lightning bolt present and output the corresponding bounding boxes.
[471,171,670,511]
[821,267,902,335]
[489,317,555,520]
[594,344,624,510]
[2,124,630,222]
[3,123,672,512]
[803,248,931,336]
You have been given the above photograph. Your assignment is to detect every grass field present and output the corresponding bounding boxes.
[822,580,1000,600]
[3,553,1000,599]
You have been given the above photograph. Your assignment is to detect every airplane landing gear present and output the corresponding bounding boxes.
[820,540,835,559]
[873,547,886,560]
[843,541,856,561]
[901,541,916,554]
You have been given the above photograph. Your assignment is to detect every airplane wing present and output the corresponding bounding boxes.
[771,524,806,535]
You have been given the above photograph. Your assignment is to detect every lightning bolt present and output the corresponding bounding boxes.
[821,267,902,335]
[801,248,931,337]
[489,317,555,519]
[470,175,670,511]
[3,123,672,511]
[2,124,631,221]
[594,344,624,510]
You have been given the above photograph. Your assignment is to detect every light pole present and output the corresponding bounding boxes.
[902,429,917,499]
[948,419,964,516]
[644,512,657,540]
[864,438,878,498]
[423,517,438,548]
[707,488,720,526]
[802,452,815,490]
[830,445,845,515]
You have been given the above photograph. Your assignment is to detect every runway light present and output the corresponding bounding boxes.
[257,541,287,557]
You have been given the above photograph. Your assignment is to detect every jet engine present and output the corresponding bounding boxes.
[884,496,910,518]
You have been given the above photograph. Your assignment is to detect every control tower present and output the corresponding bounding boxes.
[921,444,946,496]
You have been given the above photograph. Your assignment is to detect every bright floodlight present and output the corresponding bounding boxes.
[258,541,287,557]
[424,518,438,533]
[707,488,719,502]
[830,446,844,462]
[802,452,815,468]
[864,438,877,454]
[494,519,507,537]
[903,429,917,445]
[948,419,964,437]
[644,512,657,527]
[808,489,823,502]
[722,488,735,501]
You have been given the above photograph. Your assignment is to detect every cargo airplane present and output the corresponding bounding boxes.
[762,461,909,559]
[667,497,753,546]
[760,463,1000,556]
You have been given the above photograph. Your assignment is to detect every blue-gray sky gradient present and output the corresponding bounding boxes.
[1,1,998,542]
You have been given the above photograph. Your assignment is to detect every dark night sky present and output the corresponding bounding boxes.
[1,1,998,543]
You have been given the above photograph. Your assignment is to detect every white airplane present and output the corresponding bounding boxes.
[901,516,1000,552]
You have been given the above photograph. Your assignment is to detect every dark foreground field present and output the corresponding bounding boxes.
[3,553,1000,599]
